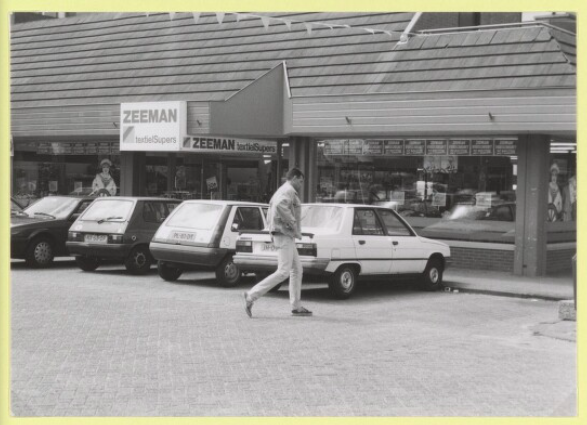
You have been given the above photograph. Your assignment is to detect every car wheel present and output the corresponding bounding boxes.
[158,261,183,282]
[25,236,54,268]
[75,256,100,272]
[216,255,241,287]
[124,245,152,275]
[329,265,357,299]
[420,257,444,291]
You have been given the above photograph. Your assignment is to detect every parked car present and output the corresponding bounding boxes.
[11,196,96,267]
[149,200,268,286]
[66,197,182,274]
[234,203,451,299]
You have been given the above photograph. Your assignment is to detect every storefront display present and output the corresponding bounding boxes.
[12,141,120,203]
[316,138,518,222]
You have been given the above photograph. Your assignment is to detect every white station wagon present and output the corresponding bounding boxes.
[234,203,451,299]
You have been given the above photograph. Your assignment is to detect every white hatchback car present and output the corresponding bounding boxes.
[149,200,268,286]
[234,203,451,299]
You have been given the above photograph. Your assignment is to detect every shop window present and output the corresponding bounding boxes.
[317,138,518,242]
[13,142,120,202]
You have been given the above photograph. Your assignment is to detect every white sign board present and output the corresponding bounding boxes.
[120,101,187,151]
[182,136,277,154]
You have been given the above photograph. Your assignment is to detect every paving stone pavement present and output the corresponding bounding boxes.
[10,261,576,417]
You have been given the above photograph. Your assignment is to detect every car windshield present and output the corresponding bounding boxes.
[165,203,224,230]
[301,206,343,231]
[23,196,80,219]
[79,200,134,221]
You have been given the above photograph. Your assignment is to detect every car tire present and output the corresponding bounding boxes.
[216,255,242,287]
[157,261,183,282]
[329,265,357,299]
[124,245,152,275]
[75,256,100,272]
[25,236,55,268]
[420,257,444,291]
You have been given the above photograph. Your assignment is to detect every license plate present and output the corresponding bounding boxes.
[171,232,196,242]
[85,234,107,244]
[262,243,277,252]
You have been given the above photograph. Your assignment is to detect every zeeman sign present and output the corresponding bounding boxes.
[120,101,187,151]
[120,101,277,154]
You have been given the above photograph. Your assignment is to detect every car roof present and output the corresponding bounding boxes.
[181,200,268,207]
[92,196,182,202]
[302,203,396,209]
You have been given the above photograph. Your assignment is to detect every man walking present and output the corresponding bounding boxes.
[243,168,312,317]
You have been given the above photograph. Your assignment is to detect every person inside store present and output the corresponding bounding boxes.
[91,158,117,196]
[242,167,312,318]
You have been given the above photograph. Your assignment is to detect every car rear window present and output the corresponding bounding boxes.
[166,203,224,230]
[80,200,134,221]
[301,206,343,230]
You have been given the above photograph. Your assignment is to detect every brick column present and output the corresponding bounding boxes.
[514,134,550,276]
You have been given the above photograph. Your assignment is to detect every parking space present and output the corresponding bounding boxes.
[10,262,576,416]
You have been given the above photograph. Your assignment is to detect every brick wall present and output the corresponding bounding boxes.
[449,246,574,274]
[449,247,514,272]
[546,249,575,274]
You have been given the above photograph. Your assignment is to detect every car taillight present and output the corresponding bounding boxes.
[108,234,123,244]
[68,232,84,242]
[236,240,253,253]
[296,243,317,257]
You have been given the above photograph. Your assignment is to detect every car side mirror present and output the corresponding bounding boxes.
[231,222,240,232]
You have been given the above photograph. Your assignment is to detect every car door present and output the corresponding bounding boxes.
[376,208,427,274]
[352,208,393,274]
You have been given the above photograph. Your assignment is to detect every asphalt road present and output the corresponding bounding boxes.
[10,260,576,417]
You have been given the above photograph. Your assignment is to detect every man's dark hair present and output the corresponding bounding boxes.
[286,167,304,180]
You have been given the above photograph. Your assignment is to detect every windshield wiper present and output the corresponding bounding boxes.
[97,216,123,224]
[33,212,56,219]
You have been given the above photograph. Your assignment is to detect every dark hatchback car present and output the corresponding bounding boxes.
[66,197,182,274]
[11,196,96,267]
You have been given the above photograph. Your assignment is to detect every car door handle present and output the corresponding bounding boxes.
[358,240,366,245]
[392,241,399,246]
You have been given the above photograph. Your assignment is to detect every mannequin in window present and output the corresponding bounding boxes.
[91,158,117,196]
[547,163,563,221]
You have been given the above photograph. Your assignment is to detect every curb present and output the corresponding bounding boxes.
[443,286,567,302]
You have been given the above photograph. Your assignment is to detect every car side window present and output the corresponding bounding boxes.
[233,207,264,231]
[353,209,385,236]
[143,202,166,223]
[377,209,412,236]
